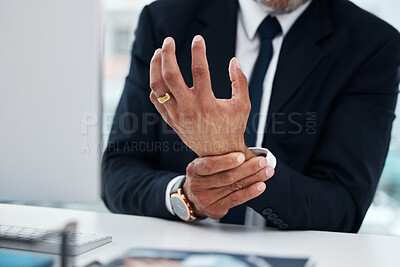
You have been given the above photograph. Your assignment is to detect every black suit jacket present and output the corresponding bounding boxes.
[102,0,400,232]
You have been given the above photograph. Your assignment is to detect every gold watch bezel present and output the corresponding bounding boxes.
[171,188,197,221]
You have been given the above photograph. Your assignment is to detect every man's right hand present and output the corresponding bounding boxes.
[183,152,275,219]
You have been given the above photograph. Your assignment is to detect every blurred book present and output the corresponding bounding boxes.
[0,250,54,267]
[98,248,313,267]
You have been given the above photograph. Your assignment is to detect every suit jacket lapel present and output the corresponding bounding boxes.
[266,0,333,127]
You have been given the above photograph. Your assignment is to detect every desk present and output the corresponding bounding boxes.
[1,204,399,267]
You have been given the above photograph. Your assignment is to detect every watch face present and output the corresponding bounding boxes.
[171,195,190,220]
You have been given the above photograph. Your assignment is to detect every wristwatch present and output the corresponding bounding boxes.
[170,178,198,221]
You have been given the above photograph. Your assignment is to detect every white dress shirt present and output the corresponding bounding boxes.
[165,0,312,226]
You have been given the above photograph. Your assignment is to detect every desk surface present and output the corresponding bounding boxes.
[1,204,400,267]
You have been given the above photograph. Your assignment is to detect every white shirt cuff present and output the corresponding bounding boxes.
[249,147,277,169]
[165,175,186,215]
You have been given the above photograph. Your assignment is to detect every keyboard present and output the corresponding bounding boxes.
[0,225,112,256]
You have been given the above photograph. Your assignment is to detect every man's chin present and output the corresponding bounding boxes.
[254,0,306,16]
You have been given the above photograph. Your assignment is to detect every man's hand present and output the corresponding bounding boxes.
[183,152,275,219]
[149,35,252,158]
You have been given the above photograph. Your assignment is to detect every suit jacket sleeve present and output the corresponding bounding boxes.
[102,6,179,220]
[248,33,400,233]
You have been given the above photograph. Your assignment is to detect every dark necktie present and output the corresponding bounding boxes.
[245,16,282,147]
[220,16,282,225]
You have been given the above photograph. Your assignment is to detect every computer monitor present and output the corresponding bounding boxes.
[0,0,103,203]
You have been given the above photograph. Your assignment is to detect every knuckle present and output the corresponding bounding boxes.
[192,64,207,77]
[230,193,241,207]
[149,80,162,91]
[229,180,245,192]
[162,69,177,82]
[229,183,240,192]
[189,181,201,193]
[180,108,195,120]
[202,159,214,174]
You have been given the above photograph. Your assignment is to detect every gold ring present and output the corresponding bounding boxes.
[157,92,171,104]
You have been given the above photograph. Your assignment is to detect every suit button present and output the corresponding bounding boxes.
[267,213,278,221]
[273,219,283,225]
[279,223,289,229]
[262,208,273,216]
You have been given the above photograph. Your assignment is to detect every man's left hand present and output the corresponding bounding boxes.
[149,36,253,159]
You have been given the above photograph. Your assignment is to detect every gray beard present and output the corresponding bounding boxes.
[253,0,306,15]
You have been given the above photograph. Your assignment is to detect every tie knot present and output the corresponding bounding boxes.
[258,16,282,40]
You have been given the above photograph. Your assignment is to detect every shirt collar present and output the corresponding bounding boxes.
[238,0,312,40]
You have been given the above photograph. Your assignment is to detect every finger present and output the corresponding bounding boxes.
[161,37,188,100]
[150,49,179,119]
[203,167,272,204]
[149,91,173,125]
[189,152,245,177]
[191,35,213,98]
[197,156,268,188]
[150,49,169,97]
[212,182,266,212]
[229,57,250,102]
[226,167,273,192]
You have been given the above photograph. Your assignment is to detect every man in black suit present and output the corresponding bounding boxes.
[102,0,400,232]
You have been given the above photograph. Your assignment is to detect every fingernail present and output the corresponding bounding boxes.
[257,183,266,192]
[266,167,274,177]
[259,158,267,168]
[193,35,202,43]
[237,154,245,164]
[163,37,172,47]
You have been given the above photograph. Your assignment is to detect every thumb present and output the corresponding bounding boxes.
[229,57,249,101]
